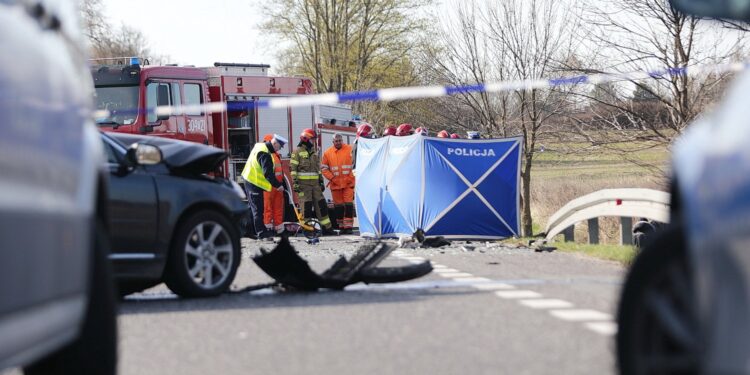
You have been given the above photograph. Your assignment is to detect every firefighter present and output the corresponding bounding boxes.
[261,134,285,235]
[395,123,413,136]
[322,133,355,234]
[383,125,397,136]
[290,128,334,235]
[437,130,450,138]
[351,123,374,173]
[241,134,287,240]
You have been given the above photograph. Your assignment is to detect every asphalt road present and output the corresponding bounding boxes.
[112,234,626,375]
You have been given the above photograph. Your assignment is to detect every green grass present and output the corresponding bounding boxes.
[499,235,637,266]
[520,135,667,266]
[551,241,637,266]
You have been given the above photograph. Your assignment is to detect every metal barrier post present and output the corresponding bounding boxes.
[588,218,599,244]
[562,226,574,242]
[620,217,633,245]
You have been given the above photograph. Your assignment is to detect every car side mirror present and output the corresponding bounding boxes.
[125,143,163,167]
[669,0,750,21]
[157,84,170,121]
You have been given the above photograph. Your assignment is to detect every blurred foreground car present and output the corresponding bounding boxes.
[617,0,750,374]
[0,1,116,374]
[102,133,247,297]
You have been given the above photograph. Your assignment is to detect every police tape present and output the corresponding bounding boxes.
[92,61,748,120]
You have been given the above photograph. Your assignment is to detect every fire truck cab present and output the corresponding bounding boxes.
[92,59,213,145]
[91,59,357,185]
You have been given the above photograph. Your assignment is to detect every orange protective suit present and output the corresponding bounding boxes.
[321,143,354,231]
[263,140,285,233]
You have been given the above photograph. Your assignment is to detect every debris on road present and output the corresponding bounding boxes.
[528,239,557,253]
[252,236,433,291]
[422,236,451,248]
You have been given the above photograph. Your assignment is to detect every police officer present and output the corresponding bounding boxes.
[241,134,287,240]
[290,128,334,235]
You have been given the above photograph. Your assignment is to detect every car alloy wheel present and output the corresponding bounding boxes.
[184,221,234,290]
[165,210,241,298]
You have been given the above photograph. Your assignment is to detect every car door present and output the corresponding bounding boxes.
[102,136,159,258]
[183,82,210,144]
[145,80,181,138]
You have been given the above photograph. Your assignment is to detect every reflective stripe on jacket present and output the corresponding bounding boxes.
[241,142,272,191]
[322,144,354,190]
[290,143,322,184]
[272,152,283,182]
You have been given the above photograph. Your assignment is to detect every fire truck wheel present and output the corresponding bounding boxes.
[164,210,241,298]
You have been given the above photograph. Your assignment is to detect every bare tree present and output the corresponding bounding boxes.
[427,0,579,236]
[79,0,159,62]
[572,0,744,155]
[262,0,429,94]
[90,24,152,60]
[421,2,512,138]
[80,0,107,45]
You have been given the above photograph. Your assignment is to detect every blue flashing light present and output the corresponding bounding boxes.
[129,57,140,66]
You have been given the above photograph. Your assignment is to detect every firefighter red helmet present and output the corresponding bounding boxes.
[450,133,460,139]
[357,123,373,138]
[395,123,413,136]
[263,134,273,142]
[383,126,397,136]
[300,128,317,141]
[437,130,450,138]
[415,127,428,136]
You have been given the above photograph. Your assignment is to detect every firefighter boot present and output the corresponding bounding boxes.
[317,199,335,235]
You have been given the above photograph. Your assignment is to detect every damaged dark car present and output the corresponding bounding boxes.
[101,132,248,297]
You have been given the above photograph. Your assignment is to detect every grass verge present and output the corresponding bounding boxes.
[499,236,637,266]
[551,241,636,266]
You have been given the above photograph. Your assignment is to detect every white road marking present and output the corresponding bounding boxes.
[549,309,612,321]
[433,268,460,273]
[401,257,425,261]
[471,282,515,290]
[439,272,475,278]
[125,291,178,300]
[585,322,618,336]
[494,290,542,299]
[519,299,574,309]
[452,277,492,283]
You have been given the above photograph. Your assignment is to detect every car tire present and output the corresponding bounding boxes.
[25,219,118,375]
[616,223,701,374]
[164,210,241,298]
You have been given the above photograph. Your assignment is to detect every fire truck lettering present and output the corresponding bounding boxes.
[188,119,207,133]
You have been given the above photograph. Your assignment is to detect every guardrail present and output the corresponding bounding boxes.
[544,188,670,244]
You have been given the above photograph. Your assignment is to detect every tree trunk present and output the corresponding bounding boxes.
[521,153,533,237]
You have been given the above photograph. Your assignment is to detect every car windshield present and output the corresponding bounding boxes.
[94,85,139,126]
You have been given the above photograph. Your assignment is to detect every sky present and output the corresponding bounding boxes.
[102,0,280,69]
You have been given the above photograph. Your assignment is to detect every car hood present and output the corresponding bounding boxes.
[109,133,228,173]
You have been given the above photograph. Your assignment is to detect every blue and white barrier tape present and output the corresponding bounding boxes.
[93,61,748,120]
[263,62,748,108]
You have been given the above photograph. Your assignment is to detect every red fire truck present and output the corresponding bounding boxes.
[91,58,356,184]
